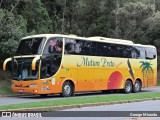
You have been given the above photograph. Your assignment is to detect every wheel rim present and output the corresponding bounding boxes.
[135,82,140,92]
[64,84,71,95]
[126,82,131,92]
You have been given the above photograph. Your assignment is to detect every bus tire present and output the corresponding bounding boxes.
[133,80,141,93]
[124,80,132,94]
[61,81,74,97]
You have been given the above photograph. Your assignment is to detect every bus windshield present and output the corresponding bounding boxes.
[12,58,39,80]
[15,37,46,55]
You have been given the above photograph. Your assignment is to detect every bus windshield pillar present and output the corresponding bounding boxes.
[32,56,41,70]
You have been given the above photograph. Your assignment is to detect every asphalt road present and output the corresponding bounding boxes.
[63,100,160,111]
[0,100,160,120]
[0,86,160,106]
[53,100,160,120]
[41,100,160,118]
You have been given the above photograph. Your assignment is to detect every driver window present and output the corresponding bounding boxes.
[41,37,63,79]
[43,38,62,54]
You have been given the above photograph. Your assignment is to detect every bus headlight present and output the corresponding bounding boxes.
[29,84,38,88]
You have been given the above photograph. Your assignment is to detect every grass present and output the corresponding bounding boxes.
[157,80,160,86]
[0,70,15,96]
[0,92,160,111]
[0,79,15,96]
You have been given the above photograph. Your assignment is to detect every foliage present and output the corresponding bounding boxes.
[19,0,52,34]
[158,56,160,71]
[116,2,153,42]
[0,70,14,95]
[145,12,160,54]
[0,0,160,69]
[0,8,27,65]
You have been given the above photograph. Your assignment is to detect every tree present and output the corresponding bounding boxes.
[0,1,27,66]
[116,2,153,42]
[144,11,160,55]
[0,0,160,70]
[115,0,120,38]
[19,0,52,34]
[152,0,156,13]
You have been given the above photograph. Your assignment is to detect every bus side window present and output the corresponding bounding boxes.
[65,39,96,56]
[139,47,146,59]
[48,39,62,53]
[96,42,105,56]
[131,50,137,58]
[65,39,76,54]
[74,42,81,54]
[145,47,156,59]
[81,41,92,55]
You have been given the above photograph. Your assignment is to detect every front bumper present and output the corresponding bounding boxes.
[11,86,40,94]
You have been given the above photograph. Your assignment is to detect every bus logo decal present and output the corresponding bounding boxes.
[101,58,115,67]
[77,57,115,68]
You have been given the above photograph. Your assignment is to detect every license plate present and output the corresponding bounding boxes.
[19,90,24,92]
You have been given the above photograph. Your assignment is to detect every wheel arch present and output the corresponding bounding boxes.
[60,78,75,97]
[125,78,133,86]
[132,78,142,93]
[61,78,75,91]
[135,78,142,85]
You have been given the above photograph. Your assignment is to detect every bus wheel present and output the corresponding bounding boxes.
[133,80,141,93]
[40,94,48,97]
[124,80,132,94]
[61,81,74,97]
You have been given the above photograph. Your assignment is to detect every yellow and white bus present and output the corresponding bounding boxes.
[3,34,157,97]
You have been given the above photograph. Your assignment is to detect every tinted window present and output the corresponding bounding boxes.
[15,37,45,55]
[41,38,63,79]
[43,38,63,55]
[12,58,39,80]
[64,38,156,59]
[97,42,111,56]
[145,47,156,59]
[65,38,96,56]
[134,46,145,59]
[96,42,133,58]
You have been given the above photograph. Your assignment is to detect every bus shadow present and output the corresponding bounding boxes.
[15,89,155,99]
[15,91,119,99]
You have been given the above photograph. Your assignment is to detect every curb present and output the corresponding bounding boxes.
[1,97,160,112]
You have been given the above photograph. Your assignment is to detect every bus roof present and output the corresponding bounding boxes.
[88,36,133,44]
[22,34,156,49]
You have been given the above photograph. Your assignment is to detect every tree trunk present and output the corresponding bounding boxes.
[115,0,120,38]
[152,0,156,14]
[62,0,66,33]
